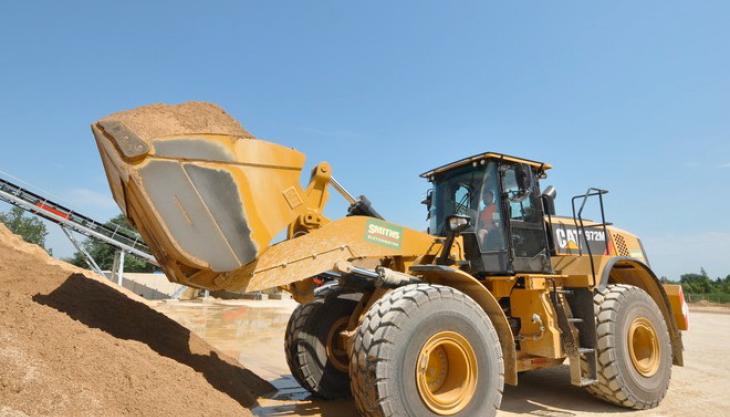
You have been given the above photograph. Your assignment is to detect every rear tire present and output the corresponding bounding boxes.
[284,287,360,399]
[350,284,504,417]
[586,284,672,409]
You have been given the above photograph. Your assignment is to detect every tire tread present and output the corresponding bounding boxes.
[284,285,353,397]
[350,283,504,417]
[585,284,671,410]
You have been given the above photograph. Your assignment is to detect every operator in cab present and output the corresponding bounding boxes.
[477,189,498,246]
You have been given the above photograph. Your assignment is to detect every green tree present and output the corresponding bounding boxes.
[66,214,155,273]
[0,206,50,252]
[680,272,714,294]
[720,275,730,294]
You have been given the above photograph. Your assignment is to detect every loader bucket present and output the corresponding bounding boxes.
[91,102,307,277]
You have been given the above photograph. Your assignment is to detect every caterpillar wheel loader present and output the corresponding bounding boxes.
[91,102,689,417]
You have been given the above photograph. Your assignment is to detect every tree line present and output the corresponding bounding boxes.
[666,268,730,295]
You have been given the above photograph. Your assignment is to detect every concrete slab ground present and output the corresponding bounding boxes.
[154,300,730,417]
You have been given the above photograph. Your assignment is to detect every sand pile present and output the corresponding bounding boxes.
[0,224,272,417]
[98,101,255,141]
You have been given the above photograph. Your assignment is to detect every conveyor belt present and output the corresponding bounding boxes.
[0,175,157,266]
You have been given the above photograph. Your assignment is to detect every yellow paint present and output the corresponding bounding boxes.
[416,331,478,415]
[484,277,516,299]
[510,289,563,359]
[421,151,552,178]
[663,284,689,331]
[628,316,661,377]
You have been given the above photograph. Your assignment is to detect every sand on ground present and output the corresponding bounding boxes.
[157,296,730,417]
[0,224,272,417]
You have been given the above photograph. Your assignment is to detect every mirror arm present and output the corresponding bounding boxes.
[437,215,470,265]
[436,234,457,265]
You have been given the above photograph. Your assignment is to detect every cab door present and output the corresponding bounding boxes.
[499,162,552,273]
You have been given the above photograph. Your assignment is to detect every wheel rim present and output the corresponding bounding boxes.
[416,331,478,415]
[325,317,350,373]
[627,316,661,378]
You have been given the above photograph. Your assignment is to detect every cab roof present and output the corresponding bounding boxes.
[420,152,552,179]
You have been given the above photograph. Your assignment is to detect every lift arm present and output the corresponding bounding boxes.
[92,102,440,291]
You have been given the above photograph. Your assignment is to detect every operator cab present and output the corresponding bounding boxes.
[421,152,553,275]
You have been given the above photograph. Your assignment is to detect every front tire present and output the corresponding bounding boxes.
[586,284,672,409]
[350,284,504,417]
[284,288,360,399]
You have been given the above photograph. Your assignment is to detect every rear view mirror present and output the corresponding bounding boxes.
[505,164,534,203]
[421,190,433,209]
[422,190,433,221]
[542,185,557,215]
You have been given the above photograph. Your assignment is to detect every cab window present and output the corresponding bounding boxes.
[501,168,535,221]
[428,163,494,236]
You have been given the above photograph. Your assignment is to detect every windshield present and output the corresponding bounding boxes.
[428,161,499,236]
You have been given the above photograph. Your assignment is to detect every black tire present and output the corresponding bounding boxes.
[284,284,349,390]
[585,284,672,409]
[284,287,360,399]
[350,284,504,417]
[285,300,323,391]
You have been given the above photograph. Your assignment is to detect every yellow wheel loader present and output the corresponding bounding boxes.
[91,102,689,417]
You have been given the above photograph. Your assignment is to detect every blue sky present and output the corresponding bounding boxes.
[0,1,728,279]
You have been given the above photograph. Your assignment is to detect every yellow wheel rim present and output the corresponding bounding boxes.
[416,331,478,415]
[628,317,661,378]
[325,317,350,373]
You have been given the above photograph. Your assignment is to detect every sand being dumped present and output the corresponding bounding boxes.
[99,101,255,141]
[0,224,272,417]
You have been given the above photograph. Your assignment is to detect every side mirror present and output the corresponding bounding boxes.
[421,190,432,207]
[504,163,534,203]
[541,185,557,216]
[421,190,433,219]
[446,214,471,234]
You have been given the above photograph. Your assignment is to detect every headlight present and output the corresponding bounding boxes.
[446,215,471,233]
